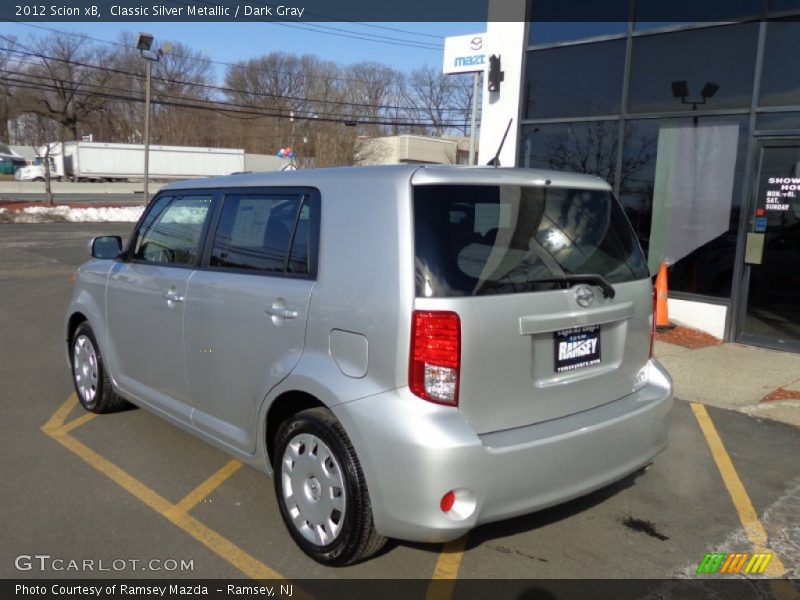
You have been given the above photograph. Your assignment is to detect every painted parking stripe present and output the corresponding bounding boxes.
[58,411,98,434]
[691,403,786,577]
[426,536,467,600]
[42,395,284,581]
[172,459,243,516]
[41,392,79,433]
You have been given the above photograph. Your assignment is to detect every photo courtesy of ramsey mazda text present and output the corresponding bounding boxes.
[66,164,672,565]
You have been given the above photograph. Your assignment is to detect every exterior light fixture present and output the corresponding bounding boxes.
[671,80,689,100]
[701,82,719,99]
[135,33,154,52]
[488,54,504,93]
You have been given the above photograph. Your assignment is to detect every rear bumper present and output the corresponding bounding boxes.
[332,359,672,543]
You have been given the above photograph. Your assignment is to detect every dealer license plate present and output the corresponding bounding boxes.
[554,325,601,373]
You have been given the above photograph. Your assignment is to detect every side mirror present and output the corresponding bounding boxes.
[90,236,122,259]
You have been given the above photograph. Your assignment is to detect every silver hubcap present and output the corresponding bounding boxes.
[73,335,98,405]
[281,433,346,546]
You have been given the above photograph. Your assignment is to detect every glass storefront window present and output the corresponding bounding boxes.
[628,23,758,114]
[759,21,800,108]
[757,112,800,131]
[518,121,621,187]
[634,22,695,32]
[619,116,748,296]
[523,41,626,119]
[529,22,628,46]
[635,0,763,22]
[769,0,800,14]
[526,0,629,44]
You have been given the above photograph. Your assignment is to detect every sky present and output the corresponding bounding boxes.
[0,21,486,80]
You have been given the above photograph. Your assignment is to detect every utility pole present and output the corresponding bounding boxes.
[136,33,171,204]
[468,71,480,165]
[143,56,151,203]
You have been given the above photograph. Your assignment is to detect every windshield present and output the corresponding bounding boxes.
[413,184,649,298]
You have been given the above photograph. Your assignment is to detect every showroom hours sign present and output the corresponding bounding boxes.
[764,177,797,212]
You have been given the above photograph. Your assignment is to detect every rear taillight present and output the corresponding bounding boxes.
[409,310,460,406]
[649,287,657,358]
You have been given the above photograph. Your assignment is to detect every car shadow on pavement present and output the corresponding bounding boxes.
[394,466,648,558]
[464,467,648,551]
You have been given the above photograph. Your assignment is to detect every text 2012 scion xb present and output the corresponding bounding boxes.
[66,165,672,565]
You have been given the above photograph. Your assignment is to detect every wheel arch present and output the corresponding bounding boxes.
[265,390,326,464]
[67,311,88,345]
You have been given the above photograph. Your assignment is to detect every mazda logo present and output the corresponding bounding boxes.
[470,37,483,50]
[575,285,595,308]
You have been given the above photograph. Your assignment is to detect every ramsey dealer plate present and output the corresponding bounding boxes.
[554,325,601,372]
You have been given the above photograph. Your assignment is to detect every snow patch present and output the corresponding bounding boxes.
[0,205,144,223]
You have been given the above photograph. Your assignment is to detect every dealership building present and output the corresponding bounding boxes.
[477,2,800,353]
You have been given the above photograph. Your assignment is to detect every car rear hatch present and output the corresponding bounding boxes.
[411,171,653,435]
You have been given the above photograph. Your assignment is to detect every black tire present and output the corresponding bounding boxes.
[273,407,386,566]
[70,323,127,413]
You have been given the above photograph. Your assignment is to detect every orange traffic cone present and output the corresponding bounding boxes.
[655,261,675,332]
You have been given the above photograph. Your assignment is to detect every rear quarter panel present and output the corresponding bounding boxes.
[273,169,417,407]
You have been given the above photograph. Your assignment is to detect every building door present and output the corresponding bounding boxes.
[736,139,800,352]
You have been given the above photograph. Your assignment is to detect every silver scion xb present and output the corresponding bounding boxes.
[66,165,672,565]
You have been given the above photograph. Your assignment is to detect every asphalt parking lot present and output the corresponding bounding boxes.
[1,223,798,589]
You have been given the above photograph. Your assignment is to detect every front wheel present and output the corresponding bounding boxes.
[70,323,127,413]
[273,408,386,566]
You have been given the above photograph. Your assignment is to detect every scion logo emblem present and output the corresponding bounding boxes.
[575,285,595,308]
[470,37,483,50]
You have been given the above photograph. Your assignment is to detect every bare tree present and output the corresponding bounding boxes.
[0,38,21,142]
[26,116,59,205]
[342,61,396,138]
[449,73,480,136]
[406,66,454,137]
[16,34,116,141]
[149,42,215,145]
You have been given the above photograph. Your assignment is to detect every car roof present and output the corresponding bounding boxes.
[161,164,612,192]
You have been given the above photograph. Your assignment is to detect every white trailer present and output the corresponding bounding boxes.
[16,141,245,182]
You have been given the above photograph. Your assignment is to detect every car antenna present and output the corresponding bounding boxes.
[487,118,513,167]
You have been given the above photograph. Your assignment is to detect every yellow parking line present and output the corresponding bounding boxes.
[58,412,98,435]
[170,511,285,580]
[691,403,786,577]
[172,459,243,516]
[42,393,78,433]
[42,396,285,581]
[425,536,467,600]
[45,422,174,514]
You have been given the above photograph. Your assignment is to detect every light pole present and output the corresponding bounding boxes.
[136,33,171,203]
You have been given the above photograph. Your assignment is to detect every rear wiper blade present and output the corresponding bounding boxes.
[527,274,616,299]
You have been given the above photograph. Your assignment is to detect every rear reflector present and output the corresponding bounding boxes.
[409,310,460,406]
[440,490,456,513]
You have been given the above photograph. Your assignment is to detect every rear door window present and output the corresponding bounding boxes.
[209,193,312,275]
[414,184,649,297]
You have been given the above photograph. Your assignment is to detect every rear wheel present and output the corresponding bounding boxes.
[70,323,127,413]
[273,408,385,565]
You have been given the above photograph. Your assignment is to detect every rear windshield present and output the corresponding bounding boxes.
[413,184,649,297]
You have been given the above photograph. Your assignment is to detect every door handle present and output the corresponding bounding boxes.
[162,290,185,303]
[265,306,298,319]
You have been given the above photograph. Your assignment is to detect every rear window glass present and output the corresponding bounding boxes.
[413,184,649,297]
